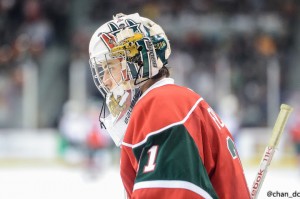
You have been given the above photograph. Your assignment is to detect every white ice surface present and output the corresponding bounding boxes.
[0,165,124,199]
[0,165,299,199]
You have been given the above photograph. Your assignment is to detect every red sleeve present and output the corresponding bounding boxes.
[120,146,137,199]
[185,100,250,199]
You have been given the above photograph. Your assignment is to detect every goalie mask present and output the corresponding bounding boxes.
[89,13,171,146]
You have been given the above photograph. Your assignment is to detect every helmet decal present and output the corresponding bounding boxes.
[125,19,136,27]
[107,22,119,32]
[99,33,117,50]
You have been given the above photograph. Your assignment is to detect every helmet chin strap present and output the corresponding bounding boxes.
[133,62,150,86]
[99,95,107,129]
[133,61,150,87]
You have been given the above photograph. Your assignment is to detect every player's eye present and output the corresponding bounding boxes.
[100,62,109,70]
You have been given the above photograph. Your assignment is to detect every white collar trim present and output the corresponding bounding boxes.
[139,78,174,100]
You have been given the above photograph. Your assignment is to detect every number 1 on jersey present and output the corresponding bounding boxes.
[143,145,158,173]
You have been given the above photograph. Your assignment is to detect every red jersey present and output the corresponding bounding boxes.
[120,78,250,199]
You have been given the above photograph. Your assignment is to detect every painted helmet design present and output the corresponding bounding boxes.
[88,13,171,146]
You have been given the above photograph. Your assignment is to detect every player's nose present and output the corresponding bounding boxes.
[103,71,113,90]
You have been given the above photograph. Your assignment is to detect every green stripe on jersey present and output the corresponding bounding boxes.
[133,125,219,199]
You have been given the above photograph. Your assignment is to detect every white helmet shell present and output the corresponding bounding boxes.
[89,13,171,92]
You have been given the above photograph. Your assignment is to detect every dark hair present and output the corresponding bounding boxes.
[151,66,170,80]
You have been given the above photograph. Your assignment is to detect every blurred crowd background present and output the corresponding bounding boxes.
[0,0,300,170]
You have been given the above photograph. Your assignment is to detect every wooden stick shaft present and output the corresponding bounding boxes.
[250,104,293,199]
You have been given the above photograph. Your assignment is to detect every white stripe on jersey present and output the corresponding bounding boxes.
[122,97,204,148]
[133,180,213,199]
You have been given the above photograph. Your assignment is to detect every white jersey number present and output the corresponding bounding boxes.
[207,107,225,130]
[143,145,158,173]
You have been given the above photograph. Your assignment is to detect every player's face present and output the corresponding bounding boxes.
[101,58,123,91]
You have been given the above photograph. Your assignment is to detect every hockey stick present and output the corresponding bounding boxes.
[250,104,293,199]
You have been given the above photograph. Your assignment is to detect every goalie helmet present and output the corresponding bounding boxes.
[89,13,171,146]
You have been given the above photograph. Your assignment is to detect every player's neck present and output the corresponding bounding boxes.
[140,76,165,94]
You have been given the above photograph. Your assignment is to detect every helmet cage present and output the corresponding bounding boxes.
[89,32,162,99]
[89,50,128,98]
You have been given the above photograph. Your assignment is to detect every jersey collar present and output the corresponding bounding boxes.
[139,78,175,100]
